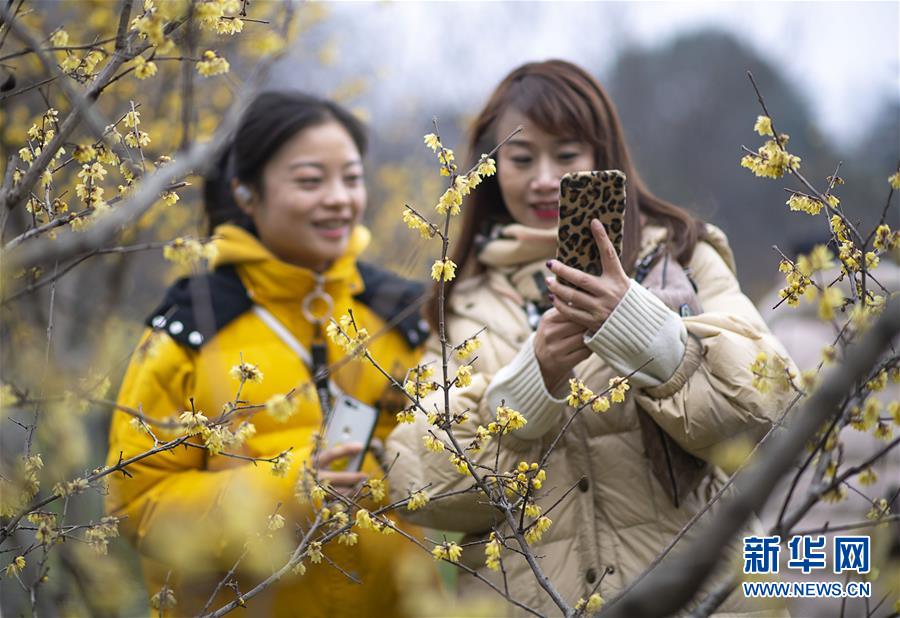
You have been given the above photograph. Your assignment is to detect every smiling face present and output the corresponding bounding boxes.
[493,108,596,229]
[237,120,366,271]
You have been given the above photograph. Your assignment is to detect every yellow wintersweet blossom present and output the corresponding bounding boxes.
[454,365,473,388]
[437,149,456,176]
[197,50,230,77]
[60,53,81,74]
[609,377,630,403]
[888,171,900,190]
[423,434,445,453]
[53,478,90,498]
[216,16,244,35]
[436,187,462,216]
[749,352,794,393]
[423,133,440,152]
[5,555,26,577]
[818,287,843,321]
[575,593,605,615]
[591,396,610,413]
[889,401,900,425]
[71,144,96,164]
[337,531,358,546]
[395,409,415,424]
[449,454,470,475]
[325,315,369,359]
[567,378,594,407]
[178,410,209,435]
[857,468,877,486]
[267,513,285,532]
[430,258,457,282]
[873,224,899,252]
[524,516,552,544]
[291,561,307,577]
[402,208,434,238]
[866,370,887,393]
[354,508,376,530]
[485,533,502,570]
[524,502,541,518]
[407,491,429,511]
[367,478,386,503]
[123,110,141,128]
[270,451,292,477]
[124,130,151,148]
[866,498,890,521]
[753,115,773,137]
[265,394,296,422]
[230,361,264,384]
[163,237,217,265]
[740,139,800,179]
[50,29,69,46]
[489,405,527,434]
[77,162,107,183]
[786,194,823,215]
[873,422,892,441]
[453,336,482,361]
[133,56,158,79]
[403,364,437,398]
[308,541,323,564]
[477,155,497,177]
[432,541,462,562]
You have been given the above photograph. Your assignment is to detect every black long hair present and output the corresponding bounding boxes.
[203,91,368,234]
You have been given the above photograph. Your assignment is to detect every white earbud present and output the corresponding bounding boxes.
[234,184,252,203]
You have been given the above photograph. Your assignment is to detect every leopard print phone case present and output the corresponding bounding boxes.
[556,170,627,280]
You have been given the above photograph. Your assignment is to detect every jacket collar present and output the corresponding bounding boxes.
[209,223,368,304]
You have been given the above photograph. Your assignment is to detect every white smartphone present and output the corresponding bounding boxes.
[323,395,379,472]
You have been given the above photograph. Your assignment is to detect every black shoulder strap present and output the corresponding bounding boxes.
[144,265,253,350]
[354,261,429,348]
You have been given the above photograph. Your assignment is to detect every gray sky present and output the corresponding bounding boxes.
[291,1,898,148]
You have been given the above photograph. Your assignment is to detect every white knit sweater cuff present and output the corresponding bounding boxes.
[584,280,687,388]
[485,333,567,440]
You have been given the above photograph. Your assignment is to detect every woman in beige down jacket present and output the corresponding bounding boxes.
[387,60,795,616]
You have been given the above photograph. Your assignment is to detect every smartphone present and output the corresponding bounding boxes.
[323,395,379,472]
[556,170,627,281]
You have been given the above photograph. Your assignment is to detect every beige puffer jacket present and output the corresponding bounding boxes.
[387,223,795,617]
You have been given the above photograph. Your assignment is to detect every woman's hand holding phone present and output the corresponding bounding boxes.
[316,442,368,495]
[534,307,591,392]
[546,219,630,333]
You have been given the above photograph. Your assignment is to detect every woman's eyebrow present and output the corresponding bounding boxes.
[505,138,532,148]
[286,160,363,171]
[287,161,324,171]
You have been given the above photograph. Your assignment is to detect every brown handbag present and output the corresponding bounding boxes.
[633,247,709,508]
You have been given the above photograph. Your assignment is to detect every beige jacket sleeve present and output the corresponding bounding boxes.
[385,328,546,534]
[603,237,796,461]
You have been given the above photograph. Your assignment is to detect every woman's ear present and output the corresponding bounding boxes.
[231,178,255,214]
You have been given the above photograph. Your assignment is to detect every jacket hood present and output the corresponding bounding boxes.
[208,223,371,303]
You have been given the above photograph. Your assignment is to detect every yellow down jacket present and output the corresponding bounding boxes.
[387,223,795,617]
[105,223,427,617]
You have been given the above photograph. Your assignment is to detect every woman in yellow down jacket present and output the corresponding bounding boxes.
[387,60,795,616]
[105,92,427,616]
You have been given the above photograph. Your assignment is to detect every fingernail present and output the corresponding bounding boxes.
[545,260,553,269]
[548,293,555,302]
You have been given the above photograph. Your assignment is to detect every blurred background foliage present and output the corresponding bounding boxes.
[0,1,897,615]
